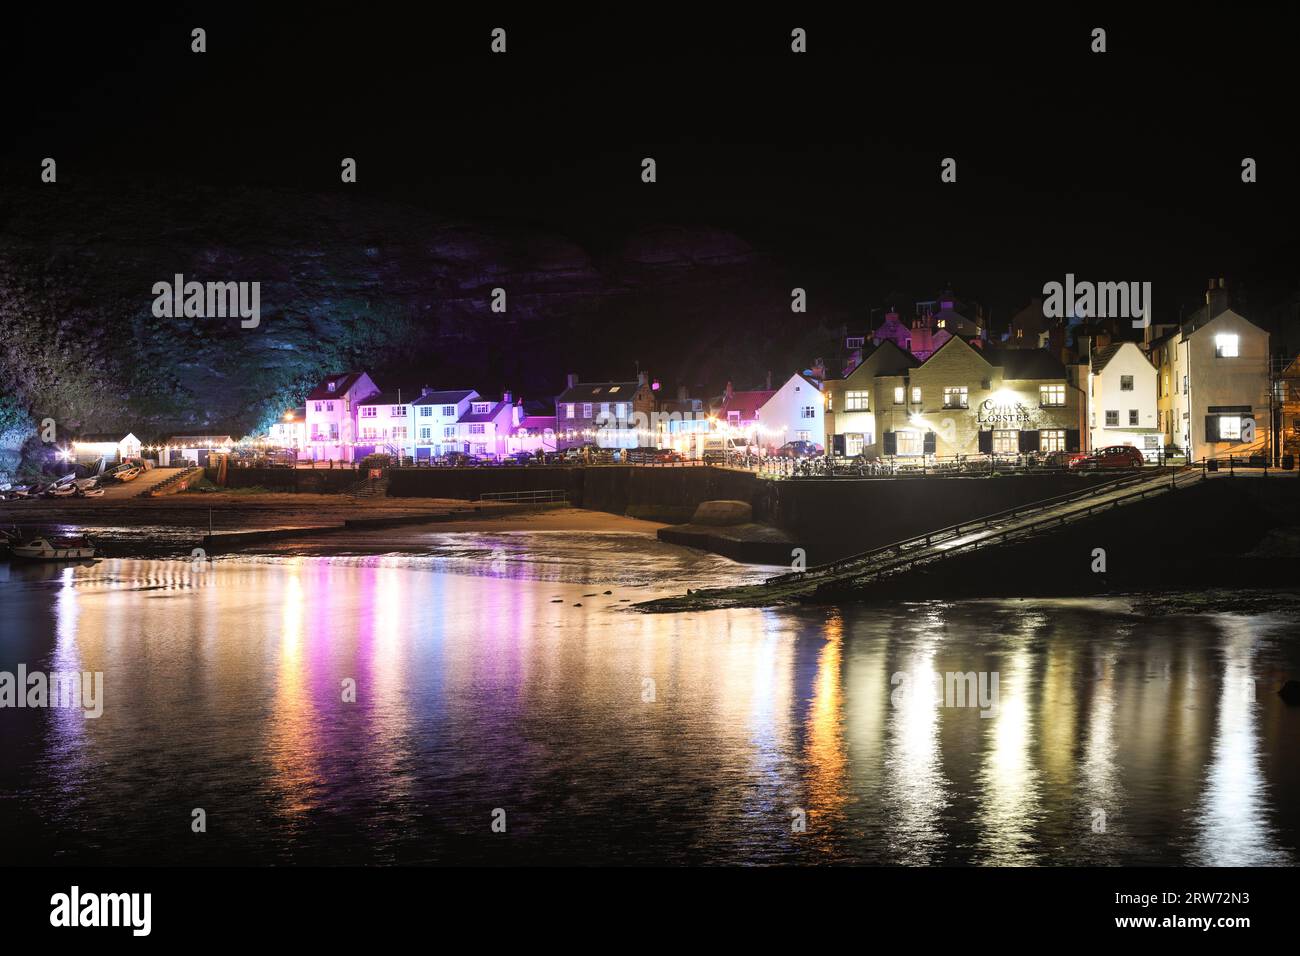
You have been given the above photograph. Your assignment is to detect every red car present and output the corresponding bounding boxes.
[1069,445,1145,470]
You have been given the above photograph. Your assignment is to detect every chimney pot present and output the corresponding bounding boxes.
[565,372,578,390]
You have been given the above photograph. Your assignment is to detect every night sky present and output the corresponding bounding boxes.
[6,7,1299,339]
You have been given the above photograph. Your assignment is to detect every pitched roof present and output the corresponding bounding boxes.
[556,381,641,403]
[356,391,414,407]
[457,402,508,423]
[984,347,1067,379]
[1089,343,1123,373]
[720,389,776,420]
[1181,305,1266,338]
[517,415,556,430]
[74,432,136,443]
[412,389,476,405]
[166,434,234,445]
[306,372,367,400]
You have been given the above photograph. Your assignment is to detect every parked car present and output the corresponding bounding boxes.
[504,451,535,465]
[777,440,823,459]
[1069,445,1145,470]
[1044,450,1087,469]
[442,452,477,467]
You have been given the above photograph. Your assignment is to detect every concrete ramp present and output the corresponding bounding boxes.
[638,468,1199,611]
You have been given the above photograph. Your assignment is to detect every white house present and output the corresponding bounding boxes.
[71,432,142,466]
[412,388,478,460]
[509,414,557,456]
[716,373,825,453]
[455,395,516,460]
[355,390,416,458]
[1149,282,1271,461]
[306,371,379,462]
[1087,341,1160,458]
[267,408,307,456]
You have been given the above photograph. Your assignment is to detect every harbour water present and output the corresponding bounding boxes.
[1,530,1297,865]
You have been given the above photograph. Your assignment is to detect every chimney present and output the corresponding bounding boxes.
[637,371,648,387]
[503,390,512,405]
[565,372,578,390]
[724,380,734,401]
[765,370,772,391]
[1205,277,1229,317]
[421,385,432,397]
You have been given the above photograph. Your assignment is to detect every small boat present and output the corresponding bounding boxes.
[113,466,142,482]
[9,535,98,561]
[45,483,78,498]
[77,486,105,498]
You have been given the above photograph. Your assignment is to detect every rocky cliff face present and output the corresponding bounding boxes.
[0,185,843,477]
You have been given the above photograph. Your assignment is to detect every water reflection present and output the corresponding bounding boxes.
[0,556,1297,865]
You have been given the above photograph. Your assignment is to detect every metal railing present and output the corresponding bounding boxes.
[765,467,1184,586]
[809,468,1204,594]
[478,489,569,504]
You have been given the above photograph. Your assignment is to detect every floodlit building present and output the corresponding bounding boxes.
[1147,280,1270,461]
[305,371,380,462]
[455,395,516,460]
[355,390,416,458]
[555,373,656,450]
[412,389,478,460]
[718,373,824,453]
[267,408,307,456]
[1087,342,1161,458]
[71,432,142,466]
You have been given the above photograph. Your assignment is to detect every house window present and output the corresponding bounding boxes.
[392,427,407,439]
[1040,430,1066,452]
[728,411,740,424]
[1183,374,1188,395]
[360,407,377,418]
[911,386,921,404]
[420,406,432,417]
[801,406,815,419]
[1129,409,1139,426]
[419,427,431,440]
[325,402,334,412]
[473,444,487,455]
[846,336,864,349]
[361,427,378,440]
[845,390,869,411]
[313,402,322,412]
[1215,334,1239,358]
[472,403,491,414]
[895,429,923,456]
[992,429,1019,454]
[469,424,486,435]
[608,386,621,393]
[1218,416,1243,440]
[1105,410,1119,426]
[1040,385,1065,406]
[845,433,864,456]
[943,386,968,409]
[582,403,593,418]
[327,381,336,392]
[391,406,407,417]
[1120,375,1134,391]
[443,426,455,438]
[442,405,455,417]
[893,386,905,405]
[564,404,575,419]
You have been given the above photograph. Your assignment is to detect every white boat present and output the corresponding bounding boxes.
[114,466,142,482]
[10,536,98,561]
[77,486,105,498]
[45,483,78,497]
[73,478,98,490]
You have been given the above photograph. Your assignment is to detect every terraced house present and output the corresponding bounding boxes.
[825,337,1084,459]
[555,373,656,451]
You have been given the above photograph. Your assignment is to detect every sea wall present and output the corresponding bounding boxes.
[387,465,1116,562]
[208,467,361,493]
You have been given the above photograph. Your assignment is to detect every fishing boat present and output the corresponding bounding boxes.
[113,466,142,482]
[9,535,98,561]
[45,483,78,498]
[77,486,106,498]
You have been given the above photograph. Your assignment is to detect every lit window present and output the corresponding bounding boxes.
[361,406,377,418]
[1219,416,1242,439]
[893,386,905,405]
[1040,430,1066,452]
[943,386,967,408]
[1215,334,1239,357]
[845,390,869,411]
[911,386,922,403]
[472,403,491,414]
[420,406,432,417]
[895,429,923,456]
[470,424,486,435]
[392,406,407,417]
[608,386,620,393]
[565,404,575,419]
[992,430,1018,454]
[442,405,455,417]
[1040,385,1065,406]
[801,406,815,419]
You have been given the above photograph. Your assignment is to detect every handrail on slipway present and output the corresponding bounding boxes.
[765,466,1190,587]
[478,489,569,503]
[812,467,1204,594]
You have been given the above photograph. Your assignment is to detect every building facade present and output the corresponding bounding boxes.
[1087,342,1160,458]
[412,389,478,460]
[555,374,656,450]
[305,371,379,462]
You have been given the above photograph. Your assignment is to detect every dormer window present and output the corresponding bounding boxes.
[327,381,336,392]
[472,403,491,414]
